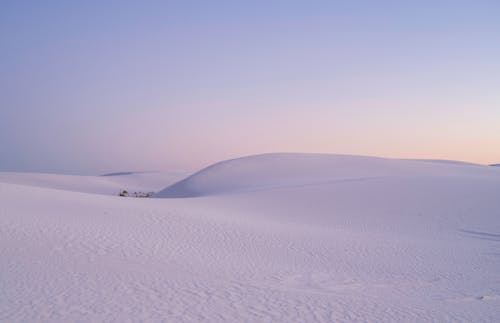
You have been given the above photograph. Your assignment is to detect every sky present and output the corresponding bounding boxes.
[1,0,499,174]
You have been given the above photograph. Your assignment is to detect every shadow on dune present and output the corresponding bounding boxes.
[461,230,500,242]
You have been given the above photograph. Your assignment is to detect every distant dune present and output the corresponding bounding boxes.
[101,171,137,176]
[155,153,494,198]
[0,171,187,195]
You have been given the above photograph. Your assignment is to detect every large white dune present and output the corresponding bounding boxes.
[1,153,500,322]
[155,153,494,197]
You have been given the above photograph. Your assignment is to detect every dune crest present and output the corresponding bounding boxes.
[155,153,492,198]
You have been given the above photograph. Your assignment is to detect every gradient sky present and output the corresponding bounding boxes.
[1,1,499,174]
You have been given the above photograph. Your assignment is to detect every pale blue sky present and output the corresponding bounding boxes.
[1,1,499,174]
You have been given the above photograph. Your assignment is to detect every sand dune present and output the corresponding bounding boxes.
[0,171,187,196]
[1,153,499,322]
[155,153,494,197]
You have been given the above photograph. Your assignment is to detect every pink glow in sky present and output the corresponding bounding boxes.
[1,1,499,174]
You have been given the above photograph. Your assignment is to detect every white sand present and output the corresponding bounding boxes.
[1,153,499,322]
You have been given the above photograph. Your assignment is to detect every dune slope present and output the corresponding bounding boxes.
[1,153,500,322]
[155,153,493,197]
[0,171,187,196]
